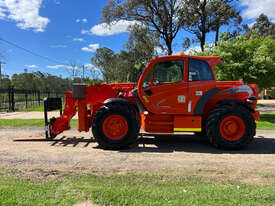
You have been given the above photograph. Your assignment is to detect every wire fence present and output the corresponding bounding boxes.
[0,87,65,112]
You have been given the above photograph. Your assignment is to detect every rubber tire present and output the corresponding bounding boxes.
[92,103,139,150]
[206,104,256,150]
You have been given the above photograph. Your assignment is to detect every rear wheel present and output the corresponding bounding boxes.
[92,104,139,150]
[206,105,256,150]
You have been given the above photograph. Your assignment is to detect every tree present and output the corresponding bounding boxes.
[196,34,275,89]
[210,0,242,45]
[180,0,213,52]
[10,71,74,93]
[67,62,81,80]
[251,14,275,39]
[124,24,161,81]
[91,25,160,83]
[181,0,241,51]
[91,47,121,83]
[102,0,184,55]
[0,76,11,89]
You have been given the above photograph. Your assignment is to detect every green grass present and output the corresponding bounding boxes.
[257,113,275,130]
[18,105,45,112]
[0,172,275,206]
[256,103,264,108]
[0,119,78,128]
[18,104,65,112]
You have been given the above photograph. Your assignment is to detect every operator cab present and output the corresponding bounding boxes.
[137,55,220,115]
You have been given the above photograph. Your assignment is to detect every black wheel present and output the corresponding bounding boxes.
[92,103,139,150]
[206,105,256,150]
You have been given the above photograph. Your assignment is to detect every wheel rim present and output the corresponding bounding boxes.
[102,114,128,140]
[220,115,245,141]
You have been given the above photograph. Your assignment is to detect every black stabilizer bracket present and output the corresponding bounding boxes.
[44,97,62,139]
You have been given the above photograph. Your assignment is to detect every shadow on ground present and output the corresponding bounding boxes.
[122,134,275,154]
[14,133,275,154]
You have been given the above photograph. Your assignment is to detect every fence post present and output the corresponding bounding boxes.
[8,87,15,112]
[8,87,11,111]
[25,90,28,109]
[38,91,40,106]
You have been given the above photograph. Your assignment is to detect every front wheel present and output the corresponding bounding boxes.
[92,104,139,150]
[206,105,256,150]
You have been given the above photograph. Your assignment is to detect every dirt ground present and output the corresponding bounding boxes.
[0,127,275,183]
[258,100,275,113]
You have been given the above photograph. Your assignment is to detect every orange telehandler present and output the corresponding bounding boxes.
[44,53,260,150]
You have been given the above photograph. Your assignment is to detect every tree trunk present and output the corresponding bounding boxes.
[215,25,220,46]
[200,0,207,52]
[165,38,173,55]
[201,33,206,52]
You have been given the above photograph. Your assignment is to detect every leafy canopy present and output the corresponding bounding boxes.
[197,34,275,89]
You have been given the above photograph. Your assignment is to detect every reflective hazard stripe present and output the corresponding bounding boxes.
[174,128,202,132]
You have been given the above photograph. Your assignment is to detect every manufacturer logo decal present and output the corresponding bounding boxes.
[178,95,186,103]
[195,91,203,96]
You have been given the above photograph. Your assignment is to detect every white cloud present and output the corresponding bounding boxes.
[25,64,38,68]
[0,7,5,19]
[184,44,214,55]
[73,37,85,42]
[84,63,93,69]
[81,29,89,34]
[50,44,67,48]
[241,0,275,20]
[84,63,100,71]
[81,43,99,52]
[248,21,255,28]
[89,20,140,36]
[76,18,88,23]
[184,46,201,55]
[47,64,73,69]
[154,47,164,55]
[0,0,50,32]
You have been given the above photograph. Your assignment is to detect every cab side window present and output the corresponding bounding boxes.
[153,60,184,85]
[188,58,214,81]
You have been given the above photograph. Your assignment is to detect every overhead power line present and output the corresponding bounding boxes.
[0,36,69,66]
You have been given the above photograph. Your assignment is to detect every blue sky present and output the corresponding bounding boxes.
[0,0,274,78]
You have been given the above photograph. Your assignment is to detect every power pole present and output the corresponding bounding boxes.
[0,61,6,88]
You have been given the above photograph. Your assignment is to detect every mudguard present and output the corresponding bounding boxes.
[104,98,138,111]
[217,99,255,113]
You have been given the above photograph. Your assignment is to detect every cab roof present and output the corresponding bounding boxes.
[152,54,222,68]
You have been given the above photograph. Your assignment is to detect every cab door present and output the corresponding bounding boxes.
[187,58,216,114]
[138,58,189,114]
